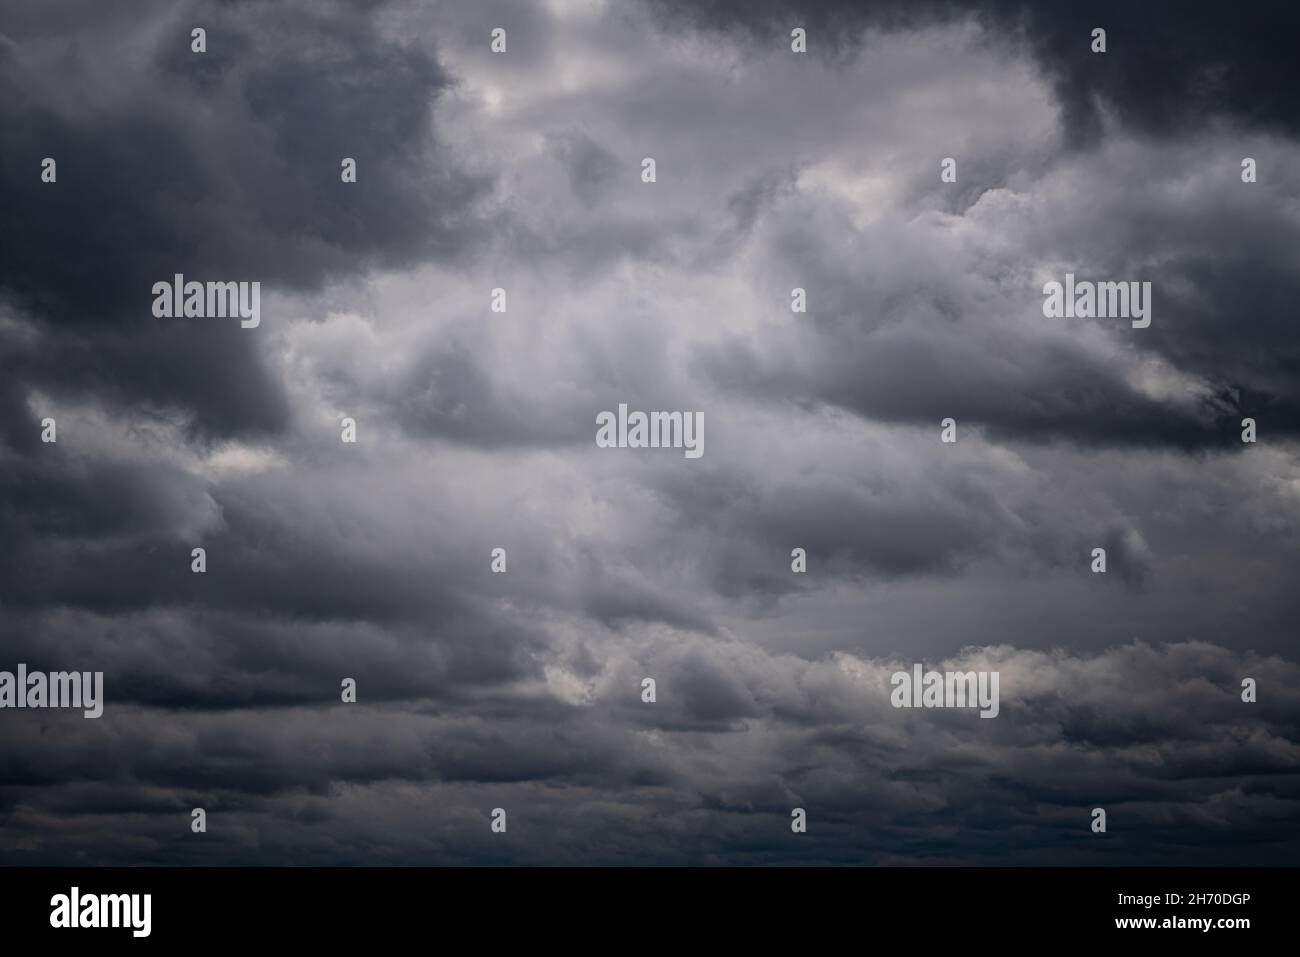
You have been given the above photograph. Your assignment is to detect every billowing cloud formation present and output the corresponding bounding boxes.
[0,0,483,439]
[640,0,1300,141]
[1,0,1298,865]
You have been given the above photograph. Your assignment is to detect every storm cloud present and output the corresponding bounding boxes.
[1,0,1298,865]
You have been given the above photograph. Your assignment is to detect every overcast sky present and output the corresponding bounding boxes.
[1,0,1298,865]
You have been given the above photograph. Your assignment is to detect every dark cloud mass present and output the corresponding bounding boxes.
[1,0,1298,865]
[0,0,483,438]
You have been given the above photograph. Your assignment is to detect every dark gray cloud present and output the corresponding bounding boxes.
[0,0,484,438]
[2,640,1295,864]
[1,0,1298,866]
[691,134,1300,450]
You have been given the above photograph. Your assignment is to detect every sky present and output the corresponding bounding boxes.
[1,0,1298,865]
